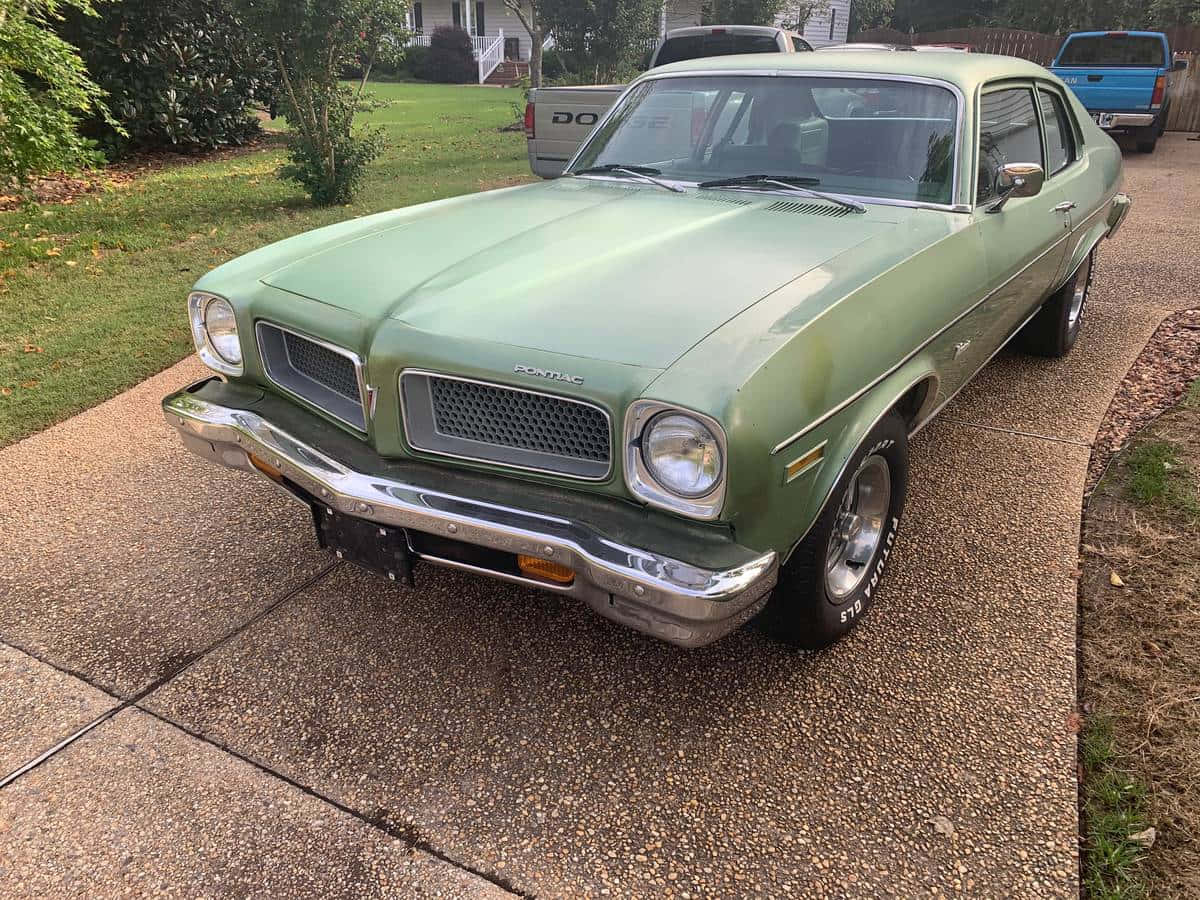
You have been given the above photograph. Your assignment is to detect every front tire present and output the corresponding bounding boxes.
[1016,248,1094,358]
[756,411,909,650]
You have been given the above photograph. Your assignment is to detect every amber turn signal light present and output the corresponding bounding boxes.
[248,453,283,482]
[518,555,575,585]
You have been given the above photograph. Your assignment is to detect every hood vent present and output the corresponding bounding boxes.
[763,199,851,218]
[692,192,752,206]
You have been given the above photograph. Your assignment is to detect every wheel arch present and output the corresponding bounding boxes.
[780,361,938,563]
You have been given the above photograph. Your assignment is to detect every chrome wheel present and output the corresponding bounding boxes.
[825,454,891,600]
[1067,253,1091,329]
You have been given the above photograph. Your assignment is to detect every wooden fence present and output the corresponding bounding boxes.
[851,25,1200,131]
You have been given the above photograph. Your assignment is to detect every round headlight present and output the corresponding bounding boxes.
[641,413,723,498]
[203,296,241,365]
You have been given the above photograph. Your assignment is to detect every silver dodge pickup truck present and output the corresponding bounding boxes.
[525,25,813,177]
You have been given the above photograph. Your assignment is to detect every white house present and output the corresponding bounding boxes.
[403,0,849,83]
[778,0,852,47]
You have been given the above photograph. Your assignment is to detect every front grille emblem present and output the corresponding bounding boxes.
[514,364,584,385]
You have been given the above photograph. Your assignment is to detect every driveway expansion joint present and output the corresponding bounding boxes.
[132,704,530,898]
[0,560,342,791]
[942,417,1094,447]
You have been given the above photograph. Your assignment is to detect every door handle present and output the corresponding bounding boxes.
[1053,201,1076,212]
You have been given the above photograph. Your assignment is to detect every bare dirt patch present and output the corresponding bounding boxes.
[1080,377,1200,897]
[0,132,288,212]
[1087,308,1200,494]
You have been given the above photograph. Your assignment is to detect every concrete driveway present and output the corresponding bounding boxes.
[2,135,1197,898]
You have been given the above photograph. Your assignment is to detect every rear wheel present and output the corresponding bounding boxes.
[1016,248,1094,358]
[756,411,908,650]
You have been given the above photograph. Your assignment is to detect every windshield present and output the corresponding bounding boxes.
[1057,35,1166,67]
[570,75,959,205]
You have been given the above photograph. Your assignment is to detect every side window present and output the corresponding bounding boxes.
[1037,88,1075,175]
[977,88,1043,204]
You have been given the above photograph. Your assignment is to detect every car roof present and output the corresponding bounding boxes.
[662,25,783,38]
[647,49,1057,95]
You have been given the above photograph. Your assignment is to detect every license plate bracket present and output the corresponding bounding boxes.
[311,505,414,585]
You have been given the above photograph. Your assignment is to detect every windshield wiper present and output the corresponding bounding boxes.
[697,174,866,213]
[571,164,685,193]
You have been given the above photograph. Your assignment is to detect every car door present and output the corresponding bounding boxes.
[973,83,1072,351]
[1034,82,1091,289]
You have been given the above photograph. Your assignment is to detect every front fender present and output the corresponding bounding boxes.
[733,355,938,559]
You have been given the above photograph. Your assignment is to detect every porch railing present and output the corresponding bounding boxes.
[478,29,504,83]
[405,33,498,57]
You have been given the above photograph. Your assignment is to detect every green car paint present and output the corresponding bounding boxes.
[177,51,1128,591]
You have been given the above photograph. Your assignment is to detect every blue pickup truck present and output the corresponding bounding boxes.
[1051,30,1186,153]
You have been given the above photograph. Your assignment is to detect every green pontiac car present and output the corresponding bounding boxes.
[165,52,1130,649]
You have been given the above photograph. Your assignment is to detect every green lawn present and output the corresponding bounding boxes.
[0,82,532,447]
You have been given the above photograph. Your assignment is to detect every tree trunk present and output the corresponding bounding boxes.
[529,29,543,87]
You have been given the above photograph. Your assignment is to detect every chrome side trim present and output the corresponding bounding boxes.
[566,69,968,212]
[255,320,369,433]
[163,387,777,647]
[398,368,614,482]
[770,231,1071,455]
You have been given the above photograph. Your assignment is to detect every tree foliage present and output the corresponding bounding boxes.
[233,0,406,205]
[60,0,270,157]
[542,0,661,82]
[889,0,1200,34]
[0,0,115,185]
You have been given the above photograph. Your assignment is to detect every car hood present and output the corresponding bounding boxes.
[258,179,908,369]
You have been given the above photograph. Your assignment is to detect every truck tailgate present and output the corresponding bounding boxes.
[1052,66,1158,111]
[528,86,623,177]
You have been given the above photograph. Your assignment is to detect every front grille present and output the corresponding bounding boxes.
[283,331,360,400]
[256,322,366,431]
[401,372,612,480]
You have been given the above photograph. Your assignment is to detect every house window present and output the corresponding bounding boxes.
[412,1,422,33]
[452,1,461,27]
[475,1,485,35]
[828,9,837,41]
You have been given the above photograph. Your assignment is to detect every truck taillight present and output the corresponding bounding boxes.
[524,101,535,139]
[1151,75,1166,107]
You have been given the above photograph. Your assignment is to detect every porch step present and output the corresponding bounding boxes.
[485,60,529,86]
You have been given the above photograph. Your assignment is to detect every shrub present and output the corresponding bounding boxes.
[401,44,431,79]
[1,0,114,186]
[60,0,269,157]
[235,0,406,205]
[420,26,477,83]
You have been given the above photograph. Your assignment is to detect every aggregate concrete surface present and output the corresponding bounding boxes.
[1,135,1195,897]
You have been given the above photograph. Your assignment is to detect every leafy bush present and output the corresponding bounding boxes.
[1,0,114,186]
[60,0,269,157]
[235,0,406,205]
[420,26,477,83]
[401,44,431,79]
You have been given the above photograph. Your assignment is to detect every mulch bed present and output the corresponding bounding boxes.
[1086,307,1200,494]
[1,131,288,212]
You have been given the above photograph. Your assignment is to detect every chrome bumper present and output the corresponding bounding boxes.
[163,383,778,647]
[1096,112,1156,128]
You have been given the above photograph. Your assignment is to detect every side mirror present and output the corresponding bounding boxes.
[988,162,1045,213]
[1174,58,1187,71]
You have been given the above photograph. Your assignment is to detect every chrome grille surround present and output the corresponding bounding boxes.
[255,322,367,432]
[400,370,612,481]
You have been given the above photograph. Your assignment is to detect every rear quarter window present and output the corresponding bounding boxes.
[1057,35,1166,67]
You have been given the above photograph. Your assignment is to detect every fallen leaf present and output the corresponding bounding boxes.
[1144,640,1162,657]
[1110,570,1125,587]
[20,380,38,389]
[45,247,61,257]
[1066,711,1082,734]
[1129,826,1156,848]
[23,345,43,353]
[928,816,956,838]
[0,387,10,396]
[65,260,78,267]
